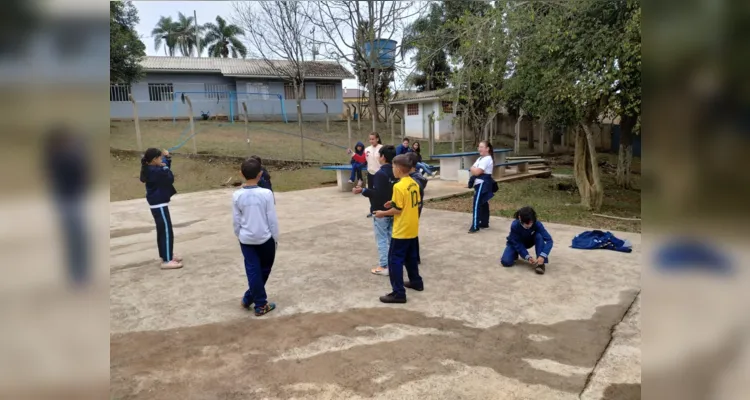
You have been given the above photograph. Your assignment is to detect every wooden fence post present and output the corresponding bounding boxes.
[390,110,396,144]
[184,95,198,154]
[321,101,329,132]
[347,109,353,150]
[129,94,143,151]
[242,102,250,155]
[429,113,435,157]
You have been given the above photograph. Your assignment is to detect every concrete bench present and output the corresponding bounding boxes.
[320,164,367,192]
[431,149,511,181]
[456,160,531,182]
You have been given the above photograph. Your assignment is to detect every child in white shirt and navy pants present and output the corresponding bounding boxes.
[233,158,279,316]
[468,141,497,233]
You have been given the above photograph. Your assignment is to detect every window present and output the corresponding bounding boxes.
[204,83,229,99]
[407,103,419,116]
[110,84,131,102]
[148,83,174,102]
[246,82,270,100]
[316,84,336,99]
[442,101,454,114]
[284,83,306,100]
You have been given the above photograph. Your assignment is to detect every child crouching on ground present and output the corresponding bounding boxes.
[374,154,424,303]
[233,158,280,316]
[500,206,553,275]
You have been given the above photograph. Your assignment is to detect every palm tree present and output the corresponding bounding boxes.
[202,16,247,58]
[151,16,178,56]
[174,12,200,56]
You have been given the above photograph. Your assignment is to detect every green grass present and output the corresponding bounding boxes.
[426,173,641,233]
[110,152,338,202]
[110,120,470,164]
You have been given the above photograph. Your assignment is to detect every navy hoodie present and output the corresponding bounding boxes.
[142,156,177,206]
[361,163,395,213]
[506,220,554,259]
[409,171,427,216]
[259,168,273,191]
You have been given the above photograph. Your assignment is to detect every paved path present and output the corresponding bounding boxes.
[110,180,641,399]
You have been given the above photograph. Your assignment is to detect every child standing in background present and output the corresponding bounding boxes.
[364,132,383,190]
[468,141,497,233]
[406,152,426,265]
[500,206,554,275]
[347,141,367,185]
[140,148,182,269]
[374,154,424,303]
[233,158,280,316]
[250,155,273,192]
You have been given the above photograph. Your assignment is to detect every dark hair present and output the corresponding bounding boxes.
[480,140,494,163]
[392,154,411,172]
[402,137,410,143]
[405,152,418,169]
[241,158,262,180]
[370,132,382,145]
[411,141,421,154]
[250,155,262,165]
[140,148,163,183]
[514,206,537,224]
[379,144,396,163]
[249,154,270,179]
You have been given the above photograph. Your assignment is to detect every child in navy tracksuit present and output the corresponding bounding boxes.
[500,206,553,275]
[140,148,182,269]
[250,155,273,192]
[347,141,367,184]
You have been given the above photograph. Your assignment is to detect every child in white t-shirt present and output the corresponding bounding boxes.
[468,141,497,233]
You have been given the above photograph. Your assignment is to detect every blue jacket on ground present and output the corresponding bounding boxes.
[571,230,632,253]
[507,220,553,259]
[143,156,177,206]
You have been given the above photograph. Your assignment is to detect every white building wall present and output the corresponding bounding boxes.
[404,102,424,138]
[435,100,456,140]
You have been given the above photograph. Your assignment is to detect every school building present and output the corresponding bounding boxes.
[110,56,354,121]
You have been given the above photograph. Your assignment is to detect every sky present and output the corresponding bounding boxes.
[132,1,423,90]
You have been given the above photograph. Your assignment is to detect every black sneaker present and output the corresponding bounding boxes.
[535,264,546,275]
[479,225,490,229]
[379,292,407,303]
[404,281,424,291]
[254,302,277,316]
[468,227,480,234]
[241,299,252,310]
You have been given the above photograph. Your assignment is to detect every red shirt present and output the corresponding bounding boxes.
[352,153,366,164]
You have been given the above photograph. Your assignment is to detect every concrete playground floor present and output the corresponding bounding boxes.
[110,179,641,400]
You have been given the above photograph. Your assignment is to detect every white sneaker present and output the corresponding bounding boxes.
[160,260,183,269]
[371,267,389,276]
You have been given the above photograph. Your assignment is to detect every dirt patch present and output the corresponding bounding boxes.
[110,290,637,399]
[603,383,641,399]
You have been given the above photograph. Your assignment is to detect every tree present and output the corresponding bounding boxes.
[203,16,247,58]
[233,1,314,160]
[174,12,200,56]
[151,16,178,56]
[306,1,421,130]
[448,4,509,145]
[401,1,489,92]
[110,1,146,84]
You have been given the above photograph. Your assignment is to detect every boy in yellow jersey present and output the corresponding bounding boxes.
[373,154,424,303]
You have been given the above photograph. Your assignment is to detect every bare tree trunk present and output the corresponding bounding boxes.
[514,110,523,155]
[546,127,555,154]
[528,119,535,149]
[574,124,604,210]
[369,68,380,125]
[616,114,637,188]
[297,99,304,161]
[538,120,546,155]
